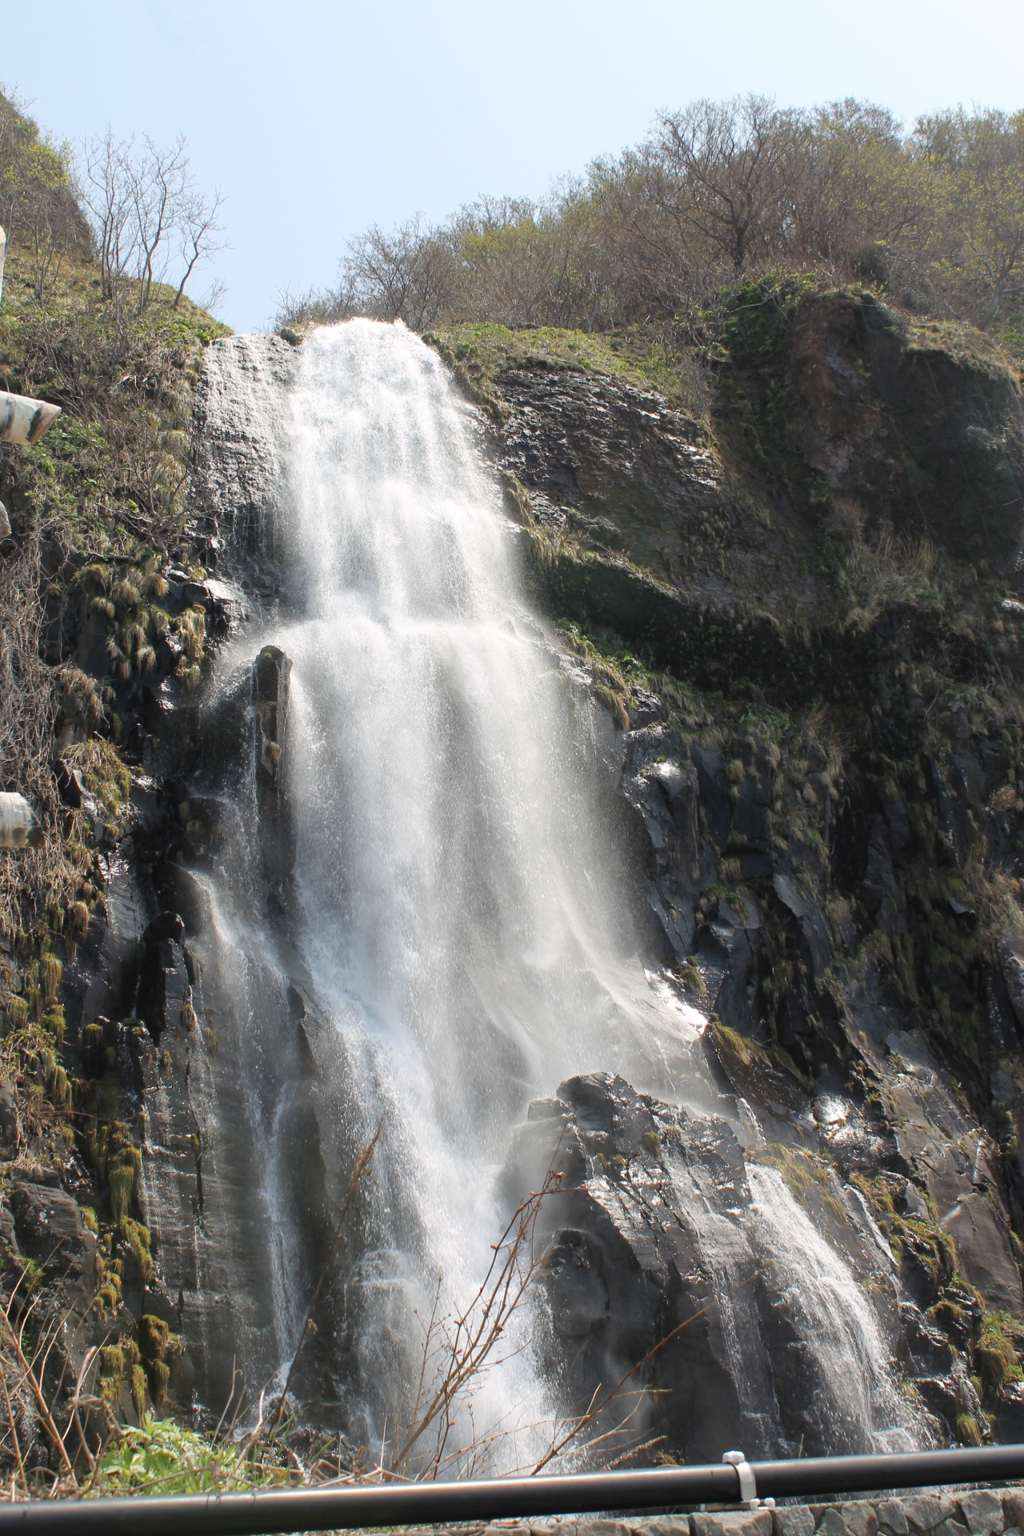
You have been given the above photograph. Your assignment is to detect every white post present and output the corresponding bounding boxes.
[0,793,42,848]
[0,391,61,445]
[0,225,5,307]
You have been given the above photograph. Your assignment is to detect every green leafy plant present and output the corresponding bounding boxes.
[90,1416,294,1496]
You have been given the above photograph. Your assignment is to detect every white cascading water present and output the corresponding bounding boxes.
[273,319,702,1459]
[747,1165,917,1452]
[663,1150,782,1459]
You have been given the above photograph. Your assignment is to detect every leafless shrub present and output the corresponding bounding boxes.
[345,216,460,329]
[76,132,225,312]
[379,1167,559,1479]
[0,1263,123,1494]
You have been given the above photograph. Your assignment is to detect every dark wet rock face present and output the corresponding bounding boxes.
[10,1179,95,1274]
[494,361,816,692]
[786,296,1024,569]
[596,696,1024,1441]
[489,293,1024,702]
[498,362,728,563]
[512,1074,773,1461]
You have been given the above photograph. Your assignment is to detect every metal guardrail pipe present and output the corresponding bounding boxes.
[2,1445,1024,1536]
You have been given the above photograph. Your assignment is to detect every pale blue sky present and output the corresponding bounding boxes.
[4,0,1023,332]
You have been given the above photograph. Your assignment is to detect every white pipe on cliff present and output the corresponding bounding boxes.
[0,793,43,849]
[0,391,61,445]
[0,225,6,307]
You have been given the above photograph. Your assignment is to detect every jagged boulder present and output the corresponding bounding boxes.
[507,1072,934,1460]
[10,1178,95,1277]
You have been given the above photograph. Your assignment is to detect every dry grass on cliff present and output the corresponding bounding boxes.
[0,527,97,968]
[837,534,947,628]
[425,320,713,423]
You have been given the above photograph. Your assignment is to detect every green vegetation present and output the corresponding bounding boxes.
[90,1416,295,1496]
[0,88,226,1006]
[0,236,225,981]
[956,1412,985,1446]
[892,1219,958,1300]
[0,93,90,307]
[0,93,233,1491]
[0,93,226,1142]
[853,1176,1024,1414]
[750,1142,834,1206]
[0,243,226,550]
[976,1309,1024,1405]
[555,618,812,747]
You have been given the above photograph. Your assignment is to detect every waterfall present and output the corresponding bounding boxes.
[663,1149,782,1459]
[747,1165,918,1454]
[280,319,691,1120]
[189,320,703,1464]
[283,321,722,1460]
[176,318,919,1467]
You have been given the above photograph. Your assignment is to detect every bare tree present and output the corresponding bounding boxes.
[173,187,227,308]
[132,137,187,312]
[344,217,459,329]
[653,95,810,275]
[798,100,924,268]
[76,132,225,312]
[77,131,133,299]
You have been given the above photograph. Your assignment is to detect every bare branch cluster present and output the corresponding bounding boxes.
[381,1168,556,1479]
[0,1264,121,1495]
[0,1113,696,1497]
[75,132,225,313]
